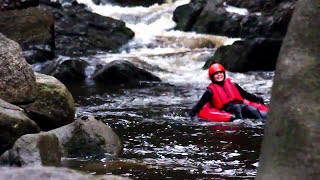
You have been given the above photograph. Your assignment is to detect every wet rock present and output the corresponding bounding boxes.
[204,37,282,72]
[173,0,296,73]
[1,133,62,166]
[268,2,296,38]
[0,98,40,155]
[0,116,122,166]
[93,0,165,7]
[20,73,75,131]
[0,166,132,180]
[126,57,168,73]
[0,33,37,104]
[0,7,55,64]
[39,0,62,8]
[40,0,135,57]
[0,0,39,11]
[225,0,297,15]
[92,60,161,85]
[173,0,296,38]
[173,0,211,32]
[42,59,89,82]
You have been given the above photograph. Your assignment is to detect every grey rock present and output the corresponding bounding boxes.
[92,60,161,85]
[0,166,132,180]
[0,98,40,155]
[204,37,282,72]
[20,73,76,131]
[1,116,122,166]
[0,7,55,64]
[0,33,37,104]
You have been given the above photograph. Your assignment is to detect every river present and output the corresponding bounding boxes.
[52,0,274,179]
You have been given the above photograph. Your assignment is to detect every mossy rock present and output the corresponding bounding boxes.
[21,73,75,131]
[38,134,62,166]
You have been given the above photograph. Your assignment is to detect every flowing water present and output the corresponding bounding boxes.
[43,0,274,179]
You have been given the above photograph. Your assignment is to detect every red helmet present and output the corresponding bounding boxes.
[208,63,225,79]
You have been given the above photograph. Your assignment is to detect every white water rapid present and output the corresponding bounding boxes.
[74,0,236,84]
[73,0,272,100]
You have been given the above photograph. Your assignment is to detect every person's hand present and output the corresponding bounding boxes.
[257,96,265,105]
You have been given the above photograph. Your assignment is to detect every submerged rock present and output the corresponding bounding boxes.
[1,116,122,166]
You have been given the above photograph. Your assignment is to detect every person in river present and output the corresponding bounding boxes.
[187,63,266,120]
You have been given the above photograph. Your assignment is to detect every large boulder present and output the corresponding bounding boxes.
[92,60,161,85]
[40,1,135,57]
[1,1,135,64]
[256,0,320,179]
[0,98,40,155]
[0,33,37,104]
[0,7,55,64]
[204,37,282,72]
[0,166,131,180]
[173,0,296,38]
[172,1,205,32]
[41,59,89,82]
[20,73,75,131]
[0,116,122,166]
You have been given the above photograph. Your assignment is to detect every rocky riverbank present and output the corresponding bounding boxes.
[173,0,297,72]
[0,31,128,178]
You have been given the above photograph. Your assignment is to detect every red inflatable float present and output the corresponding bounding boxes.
[197,99,268,122]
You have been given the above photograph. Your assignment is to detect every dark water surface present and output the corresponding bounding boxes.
[62,79,266,180]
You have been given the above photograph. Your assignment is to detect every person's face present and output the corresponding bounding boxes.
[213,71,224,82]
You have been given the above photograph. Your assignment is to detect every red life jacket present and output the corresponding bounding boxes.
[207,78,243,109]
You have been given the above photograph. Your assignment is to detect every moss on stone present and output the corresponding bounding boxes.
[37,134,62,166]
[65,125,106,157]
